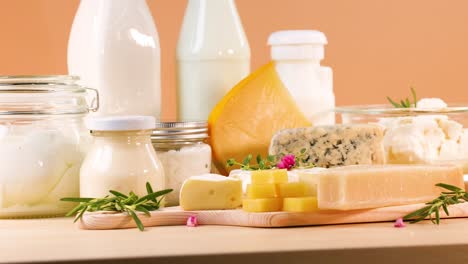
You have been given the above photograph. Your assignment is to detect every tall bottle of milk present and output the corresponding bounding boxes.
[68,0,161,118]
[177,0,250,121]
[268,30,335,125]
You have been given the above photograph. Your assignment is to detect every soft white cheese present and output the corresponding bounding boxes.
[417,98,448,109]
[379,98,468,164]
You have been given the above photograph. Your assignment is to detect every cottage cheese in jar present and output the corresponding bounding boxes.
[152,121,211,206]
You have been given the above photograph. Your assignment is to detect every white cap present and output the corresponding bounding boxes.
[85,116,156,131]
[268,30,327,61]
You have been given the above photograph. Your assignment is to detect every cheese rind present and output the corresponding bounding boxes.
[317,165,464,210]
[179,174,242,210]
[283,197,318,212]
[269,124,385,168]
[242,198,282,212]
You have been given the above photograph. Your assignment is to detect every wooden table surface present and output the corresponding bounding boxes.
[2,217,468,264]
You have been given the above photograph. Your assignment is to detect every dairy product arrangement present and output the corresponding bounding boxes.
[2,0,468,234]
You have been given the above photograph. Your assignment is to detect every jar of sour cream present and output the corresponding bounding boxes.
[151,121,211,206]
[0,75,98,218]
[81,116,165,199]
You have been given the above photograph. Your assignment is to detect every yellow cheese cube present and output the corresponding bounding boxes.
[251,169,288,184]
[246,184,278,198]
[283,197,318,212]
[242,198,282,212]
[277,182,309,197]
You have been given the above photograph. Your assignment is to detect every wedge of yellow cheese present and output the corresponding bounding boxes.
[179,174,242,211]
[283,197,318,212]
[242,198,283,212]
[251,169,288,185]
[318,165,464,210]
[246,184,278,198]
[277,182,309,197]
[208,62,312,175]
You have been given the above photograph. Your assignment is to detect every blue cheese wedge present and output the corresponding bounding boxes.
[269,124,385,168]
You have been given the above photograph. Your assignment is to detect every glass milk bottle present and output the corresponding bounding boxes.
[177,0,251,121]
[268,30,335,125]
[68,0,161,118]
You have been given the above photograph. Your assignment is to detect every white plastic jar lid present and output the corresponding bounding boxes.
[85,116,156,131]
[268,30,327,46]
[268,30,328,61]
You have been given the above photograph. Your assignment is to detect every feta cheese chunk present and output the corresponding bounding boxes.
[417,98,448,110]
[379,99,467,164]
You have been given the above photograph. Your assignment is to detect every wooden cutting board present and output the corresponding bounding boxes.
[79,203,468,230]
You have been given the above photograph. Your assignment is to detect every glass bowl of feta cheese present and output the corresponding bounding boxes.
[335,98,468,176]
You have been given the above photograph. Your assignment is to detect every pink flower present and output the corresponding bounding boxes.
[394,218,406,228]
[277,154,295,170]
[186,215,198,227]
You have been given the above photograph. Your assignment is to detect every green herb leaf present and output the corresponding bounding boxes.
[387,87,418,108]
[61,184,173,231]
[109,190,128,198]
[128,210,144,231]
[243,154,252,166]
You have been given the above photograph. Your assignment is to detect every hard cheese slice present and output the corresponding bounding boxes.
[269,124,385,168]
[208,62,312,175]
[179,174,242,210]
[317,164,464,210]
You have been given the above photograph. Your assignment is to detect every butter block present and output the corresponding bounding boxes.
[246,184,278,198]
[297,168,328,196]
[277,182,309,197]
[318,164,464,210]
[179,174,242,211]
[269,124,385,168]
[251,169,288,185]
[242,198,282,212]
[283,197,318,212]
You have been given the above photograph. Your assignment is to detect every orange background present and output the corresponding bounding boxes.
[1,0,468,120]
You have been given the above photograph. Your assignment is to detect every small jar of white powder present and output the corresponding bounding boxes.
[152,121,211,206]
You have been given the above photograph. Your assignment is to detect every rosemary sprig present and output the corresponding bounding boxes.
[61,182,172,231]
[403,183,468,224]
[387,87,417,108]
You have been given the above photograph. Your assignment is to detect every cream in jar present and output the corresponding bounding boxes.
[81,116,165,198]
[0,75,95,218]
[152,121,211,206]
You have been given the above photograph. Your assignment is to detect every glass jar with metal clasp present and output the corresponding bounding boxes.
[0,75,98,218]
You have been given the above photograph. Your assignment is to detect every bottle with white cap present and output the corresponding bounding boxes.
[268,30,335,125]
[80,116,165,201]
